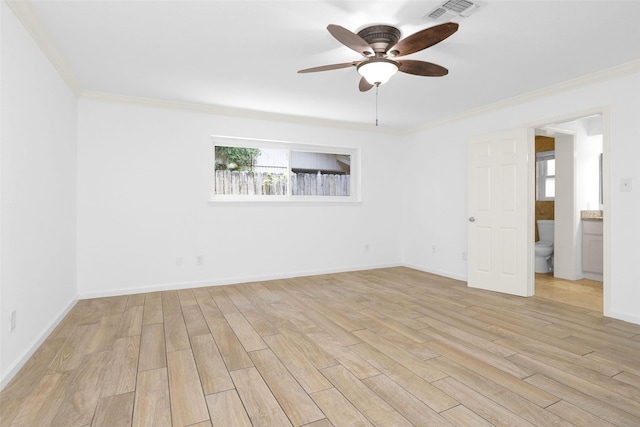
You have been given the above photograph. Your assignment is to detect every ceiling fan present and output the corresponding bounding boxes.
[298,22,459,92]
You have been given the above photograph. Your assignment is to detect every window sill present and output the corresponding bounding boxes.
[207,197,362,206]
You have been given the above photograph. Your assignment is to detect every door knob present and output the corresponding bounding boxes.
[469,217,475,222]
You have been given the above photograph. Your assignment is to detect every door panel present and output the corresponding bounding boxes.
[468,129,532,296]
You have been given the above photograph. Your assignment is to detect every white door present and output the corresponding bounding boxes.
[467,129,533,296]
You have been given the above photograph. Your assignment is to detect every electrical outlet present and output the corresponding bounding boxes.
[432,245,437,253]
[196,255,204,265]
[10,310,16,331]
[364,244,370,252]
[176,257,183,266]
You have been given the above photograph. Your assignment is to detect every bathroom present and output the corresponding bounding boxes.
[534,114,603,301]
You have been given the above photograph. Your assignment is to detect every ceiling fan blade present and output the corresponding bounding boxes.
[298,61,360,73]
[327,24,374,57]
[359,77,374,92]
[388,22,458,57]
[398,60,448,77]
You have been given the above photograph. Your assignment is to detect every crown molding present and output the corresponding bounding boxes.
[80,90,402,135]
[404,59,640,135]
[6,0,83,96]
[81,58,640,137]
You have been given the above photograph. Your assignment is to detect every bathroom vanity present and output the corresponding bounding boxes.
[582,211,603,281]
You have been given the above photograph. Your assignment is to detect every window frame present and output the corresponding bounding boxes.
[209,135,361,204]
[536,150,555,201]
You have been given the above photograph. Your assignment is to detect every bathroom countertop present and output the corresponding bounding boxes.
[581,210,603,221]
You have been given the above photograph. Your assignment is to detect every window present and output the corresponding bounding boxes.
[536,150,555,200]
[211,136,358,202]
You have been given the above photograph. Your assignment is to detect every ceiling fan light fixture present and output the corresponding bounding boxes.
[357,58,399,85]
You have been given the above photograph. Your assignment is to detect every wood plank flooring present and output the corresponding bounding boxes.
[535,273,603,312]
[2,267,639,426]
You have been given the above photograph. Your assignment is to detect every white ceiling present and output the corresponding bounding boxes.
[22,0,640,131]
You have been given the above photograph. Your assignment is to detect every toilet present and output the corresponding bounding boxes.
[535,220,554,273]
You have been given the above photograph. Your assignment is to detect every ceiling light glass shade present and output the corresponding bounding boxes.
[357,59,399,85]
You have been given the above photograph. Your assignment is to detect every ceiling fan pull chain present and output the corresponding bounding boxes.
[375,84,379,127]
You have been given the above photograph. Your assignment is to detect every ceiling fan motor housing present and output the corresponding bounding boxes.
[357,25,401,55]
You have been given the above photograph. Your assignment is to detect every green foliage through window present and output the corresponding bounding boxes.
[215,146,261,171]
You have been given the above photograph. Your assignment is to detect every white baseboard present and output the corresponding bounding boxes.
[77,262,403,300]
[402,263,468,282]
[583,272,603,282]
[605,310,640,326]
[0,296,78,391]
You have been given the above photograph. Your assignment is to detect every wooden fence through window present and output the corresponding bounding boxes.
[214,170,350,196]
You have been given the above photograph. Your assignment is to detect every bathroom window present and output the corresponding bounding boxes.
[537,150,555,200]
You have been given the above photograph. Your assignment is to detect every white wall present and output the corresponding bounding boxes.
[577,134,603,211]
[550,117,603,280]
[553,117,603,211]
[76,99,402,297]
[402,69,640,324]
[1,2,78,387]
[554,133,577,280]
[400,127,469,280]
[607,73,640,323]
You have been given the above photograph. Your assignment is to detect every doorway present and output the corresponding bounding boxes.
[532,112,606,312]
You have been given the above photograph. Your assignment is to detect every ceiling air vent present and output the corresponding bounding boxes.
[426,0,479,21]
[428,7,448,20]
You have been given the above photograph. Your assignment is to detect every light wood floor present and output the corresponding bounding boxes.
[2,267,639,426]
[535,273,603,312]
